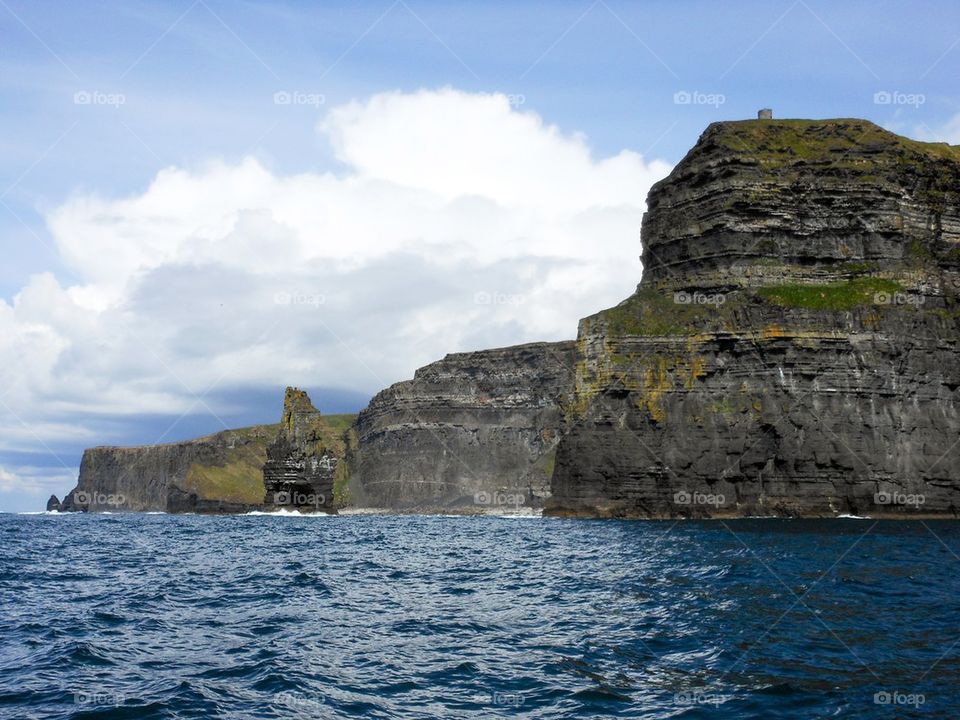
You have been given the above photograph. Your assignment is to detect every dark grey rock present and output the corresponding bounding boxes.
[546,119,960,518]
[348,341,577,511]
[262,388,338,513]
[59,426,277,513]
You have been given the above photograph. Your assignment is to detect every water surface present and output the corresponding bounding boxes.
[1,514,957,718]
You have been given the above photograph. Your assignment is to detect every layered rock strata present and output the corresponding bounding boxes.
[58,118,960,519]
[262,388,342,513]
[546,119,960,517]
[348,342,577,511]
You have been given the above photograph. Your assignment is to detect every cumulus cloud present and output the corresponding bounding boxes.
[1,88,670,456]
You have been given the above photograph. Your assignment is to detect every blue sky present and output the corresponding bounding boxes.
[1,0,958,510]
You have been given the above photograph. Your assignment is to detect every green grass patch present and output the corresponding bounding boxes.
[602,288,702,336]
[710,119,960,165]
[186,442,268,505]
[839,261,879,274]
[756,278,902,311]
[319,413,356,435]
[598,286,745,336]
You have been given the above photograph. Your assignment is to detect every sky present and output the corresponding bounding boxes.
[1,0,958,511]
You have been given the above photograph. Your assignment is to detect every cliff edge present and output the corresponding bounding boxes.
[546,118,960,517]
[61,424,279,513]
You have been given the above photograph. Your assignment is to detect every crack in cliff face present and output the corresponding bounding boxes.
[545,119,960,518]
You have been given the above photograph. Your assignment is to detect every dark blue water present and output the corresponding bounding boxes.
[1,514,958,719]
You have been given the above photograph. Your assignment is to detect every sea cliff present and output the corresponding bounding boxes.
[547,119,960,517]
[59,425,279,513]
[60,118,960,518]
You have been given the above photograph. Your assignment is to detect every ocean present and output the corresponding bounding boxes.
[1,513,957,718]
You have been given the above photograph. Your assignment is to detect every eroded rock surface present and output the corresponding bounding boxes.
[262,388,341,513]
[349,342,577,511]
[547,119,960,518]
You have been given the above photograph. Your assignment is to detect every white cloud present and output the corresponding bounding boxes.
[2,88,670,453]
[0,465,75,496]
[0,467,19,493]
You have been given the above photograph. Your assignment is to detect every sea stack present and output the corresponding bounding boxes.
[262,388,340,513]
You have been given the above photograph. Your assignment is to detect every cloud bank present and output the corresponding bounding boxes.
[1,88,671,499]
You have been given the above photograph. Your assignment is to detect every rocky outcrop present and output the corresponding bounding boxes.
[348,342,577,511]
[262,388,343,512]
[546,119,960,518]
[60,425,280,513]
[46,495,61,512]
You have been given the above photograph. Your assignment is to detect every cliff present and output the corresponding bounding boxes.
[546,118,960,517]
[348,342,577,511]
[61,424,280,513]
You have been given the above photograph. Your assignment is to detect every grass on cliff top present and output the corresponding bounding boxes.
[183,413,357,505]
[708,119,960,164]
[597,276,907,336]
[599,287,736,336]
[755,277,902,311]
[184,439,269,504]
[319,413,357,435]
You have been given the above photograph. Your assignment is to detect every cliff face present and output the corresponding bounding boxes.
[547,119,960,518]
[262,388,344,512]
[60,392,356,513]
[61,425,279,513]
[349,342,577,511]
